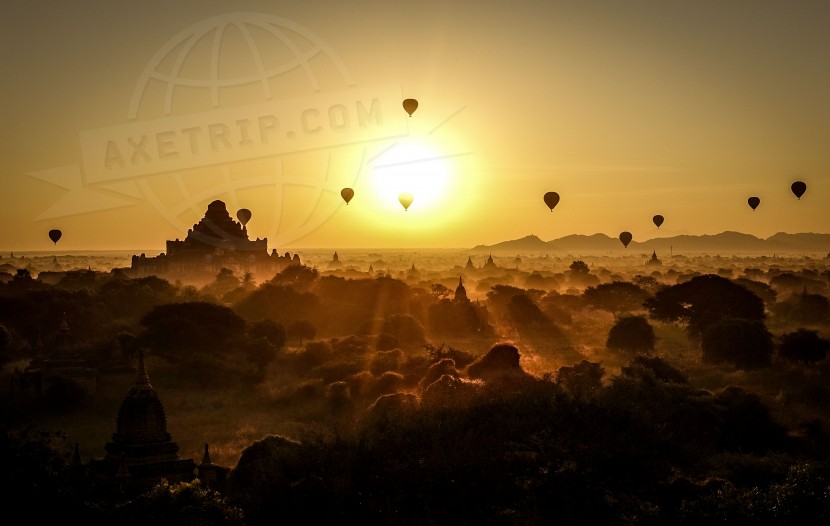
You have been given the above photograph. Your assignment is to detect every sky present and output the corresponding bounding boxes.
[2,0,829,252]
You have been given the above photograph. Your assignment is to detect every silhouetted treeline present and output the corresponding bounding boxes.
[1,259,830,524]
[4,349,830,524]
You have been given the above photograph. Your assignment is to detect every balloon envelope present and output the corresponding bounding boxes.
[402,98,418,117]
[748,196,760,211]
[48,229,62,244]
[652,214,664,228]
[398,192,414,211]
[341,187,354,204]
[236,208,252,225]
[619,231,632,248]
[791,181,806,200]
[543,192,560,211]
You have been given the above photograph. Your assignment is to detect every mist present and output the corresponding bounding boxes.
[2,244,830,524]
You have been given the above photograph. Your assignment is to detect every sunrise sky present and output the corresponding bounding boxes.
[2,0,828,251]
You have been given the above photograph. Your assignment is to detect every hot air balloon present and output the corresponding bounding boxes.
[791,181,806,200]
[653,215,664,228]
[619,231,632,248]
[341,187,354,205]
[236,208,252,226]
[398,192,414,211]
[748,197,760,211]
[402,98,418,117]
[543,192,560,212]
[48,229,62,244]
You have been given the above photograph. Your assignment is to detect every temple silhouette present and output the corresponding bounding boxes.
[130,200,299,284]
[86,350,229,492]
[646,250,663,267]
[20,313,134,398]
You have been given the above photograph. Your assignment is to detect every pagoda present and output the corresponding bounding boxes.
[646,250,663,267]
[23,313,98,396]
[86,350,198,491]
[454,276,469,303]
[130,200,298,284]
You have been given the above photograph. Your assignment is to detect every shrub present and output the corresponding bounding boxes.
[701,318,774,370]
[606,315,656,354]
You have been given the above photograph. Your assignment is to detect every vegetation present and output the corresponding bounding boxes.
[2,254,829,524]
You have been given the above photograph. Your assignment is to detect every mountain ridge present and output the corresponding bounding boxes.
[471,232,830,254]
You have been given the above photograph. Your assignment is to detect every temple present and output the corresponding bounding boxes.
[130,200,299,285]
[86,350,229,492]
[454,275,468,303]
[646,250,663,267]
[483,254,498,270]
[20,313,134,398]
[465,256,476,272]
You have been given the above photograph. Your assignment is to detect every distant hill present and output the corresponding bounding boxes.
[630,232,767,254]
[471,235,550,252]
[472,232,830,255]
[549,233,621,252]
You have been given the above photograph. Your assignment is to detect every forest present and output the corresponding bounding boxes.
[2,252,830,525]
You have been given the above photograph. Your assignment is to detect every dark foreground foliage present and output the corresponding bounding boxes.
[220,366,828,526]
[5,354,830,525]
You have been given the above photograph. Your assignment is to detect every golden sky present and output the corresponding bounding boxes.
[2,0,828,251]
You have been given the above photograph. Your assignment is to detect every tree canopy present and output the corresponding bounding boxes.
[583,281,651,317]
[139,301,246,359]
[606,315,656,354]
[644,274,766,337]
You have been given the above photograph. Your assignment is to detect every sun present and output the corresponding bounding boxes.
[369,139,454,211]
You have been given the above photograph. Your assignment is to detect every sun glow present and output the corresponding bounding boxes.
[369,140,454,212]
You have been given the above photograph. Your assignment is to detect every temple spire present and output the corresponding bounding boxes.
[134,349,151,389]
[201,443,213,466]
[454,274,468,302]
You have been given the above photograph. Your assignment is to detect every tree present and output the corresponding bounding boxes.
[632,275,662,294]
[620,355,687,384]
[606,315,656,354]
[1,427,92,521]
[569,260,590,274]
[249,319,286,349]
[778,329,830,364]
[733,277,777,305]
[116,479,245,525]
[311,275,411,336]
[241,271,256,289]
[583,281,651,318]
[99,275,179,319]
[382,313,426,346]
[201,267,241,299]
[557,360,604,397]
[774,291,830,325]
[268,264,318,291]
[769,272,810,296]
[287,319,316,345]
[507,293,564,340]
[430,283,451,301]
[233,283,319,326]
[427,299,492,338]
[701,317,774,370]
[486,284,543,314]
[466,343,531,383]
[645,274,766,338]
[714,386,787,451]
[567,260,599,287]
[539,291,580,325]
[139,301,246,360]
